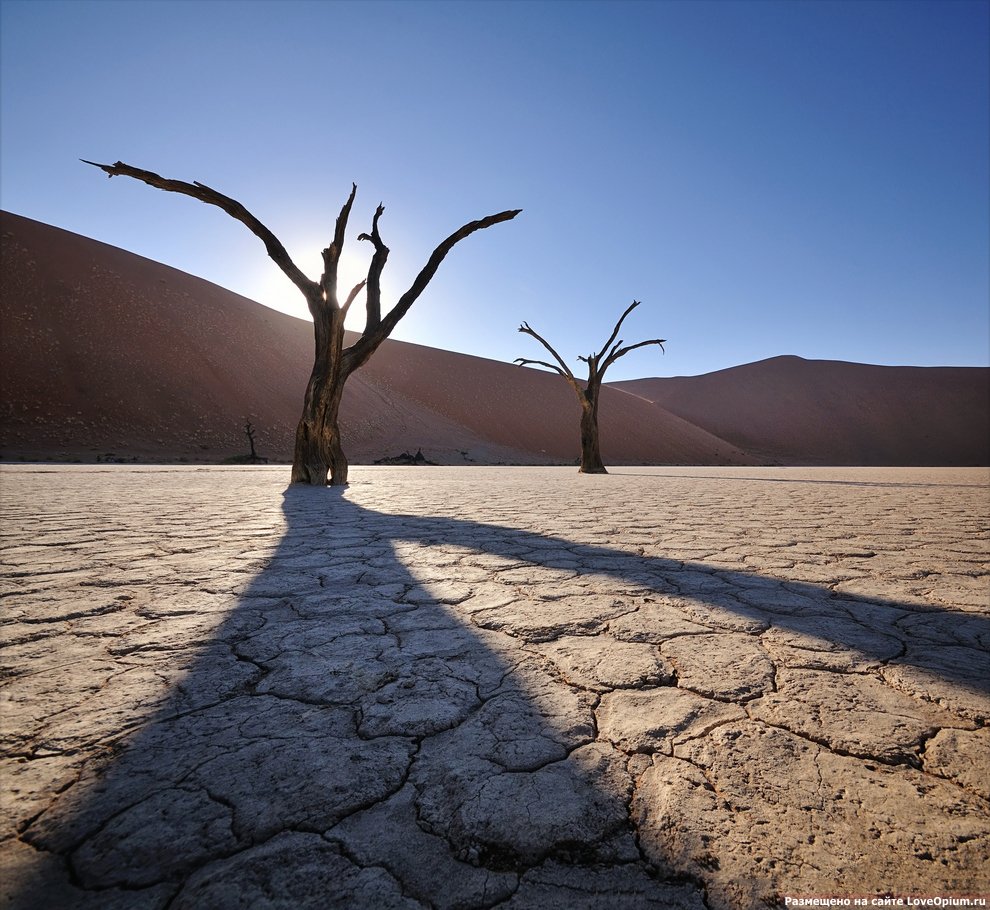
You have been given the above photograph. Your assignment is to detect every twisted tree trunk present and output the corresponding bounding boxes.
[516,300,665,474]
[84,159,519,485]
[291,272,351,485]
[292,313,349,485]
[578,395,607,475]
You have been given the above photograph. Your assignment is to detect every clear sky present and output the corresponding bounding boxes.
[2,0,987,380]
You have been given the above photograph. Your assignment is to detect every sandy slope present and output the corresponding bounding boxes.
[2,211,986,466]
[0,211,752,465]
[613,356,989,466]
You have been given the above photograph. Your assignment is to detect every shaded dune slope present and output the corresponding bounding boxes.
[613,358,989,466]
[1,212,752,465]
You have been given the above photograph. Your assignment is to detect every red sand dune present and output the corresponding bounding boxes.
[3,212,986,467]
[1,212,754,466]
[613,358,989,466]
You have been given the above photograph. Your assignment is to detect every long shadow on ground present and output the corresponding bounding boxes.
[6,483,989,909]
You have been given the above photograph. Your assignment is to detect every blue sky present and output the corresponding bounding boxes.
[2,0,987,380]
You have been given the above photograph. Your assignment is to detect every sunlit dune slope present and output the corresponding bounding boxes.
[0,211,753,465]
[612,357,989,466]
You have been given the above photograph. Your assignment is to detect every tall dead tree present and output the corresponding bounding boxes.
[83,159,519,485]
[516,300,665,474]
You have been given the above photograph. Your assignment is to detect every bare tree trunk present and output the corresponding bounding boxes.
[291,413,347,485]
[291,303,349,485]
[291,365,349,485]
[578,397,607,474]
[291,396,347,485]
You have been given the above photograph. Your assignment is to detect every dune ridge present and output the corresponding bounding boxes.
[613,357,989,466]
[2,211,986,466]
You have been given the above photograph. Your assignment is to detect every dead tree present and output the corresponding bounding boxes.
[244,419,258,460]
[83,159,519,485]
[516,300,665,474]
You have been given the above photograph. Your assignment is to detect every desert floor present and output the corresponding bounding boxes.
[1,465,988,909]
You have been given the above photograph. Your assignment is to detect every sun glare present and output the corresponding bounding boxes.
[252,241,392,332]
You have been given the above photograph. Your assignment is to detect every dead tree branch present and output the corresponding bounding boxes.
[81,159,320,303]
[346,208,521,372]
[357,203,388,332]
[517,321,576,379]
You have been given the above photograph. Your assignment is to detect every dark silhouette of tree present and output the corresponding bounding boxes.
[243,418,265,463]
[516,300,665,474]
[83,160,520,485]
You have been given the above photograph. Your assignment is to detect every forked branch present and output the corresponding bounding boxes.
[601,336,666,373]
[81,159,320,302]
[346,208,522,368]
[357,204,389,332]
[598,299,641,363]
[320,183,358,312]
[516,321,575,379]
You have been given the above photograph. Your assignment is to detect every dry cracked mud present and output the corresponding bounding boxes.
[1,464,988,909]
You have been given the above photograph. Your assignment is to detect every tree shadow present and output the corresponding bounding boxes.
[5,482,988,909]
[610,469,987,490]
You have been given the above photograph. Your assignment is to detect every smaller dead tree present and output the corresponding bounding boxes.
[516,300,665,474]
[244,419,258,459]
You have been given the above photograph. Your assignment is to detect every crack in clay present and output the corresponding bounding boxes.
[4,466,987,908]
[743,713,927,771]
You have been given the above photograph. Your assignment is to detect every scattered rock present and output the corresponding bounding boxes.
[374,448,438,466]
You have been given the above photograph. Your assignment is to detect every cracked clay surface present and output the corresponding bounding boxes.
[1,465,988,909]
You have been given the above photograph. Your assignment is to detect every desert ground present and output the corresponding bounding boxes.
[1,464,988,909]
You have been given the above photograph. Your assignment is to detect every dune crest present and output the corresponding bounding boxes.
[2,211,986,466]
[614,357,989,466]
